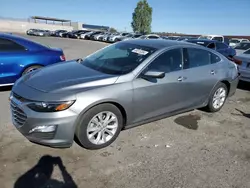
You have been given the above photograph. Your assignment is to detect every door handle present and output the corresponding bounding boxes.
[177,76,186,82]
[211,70,215,75]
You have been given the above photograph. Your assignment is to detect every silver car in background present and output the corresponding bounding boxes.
[234,41,250,55]
[233,48,250,82]
[10,40,239,150]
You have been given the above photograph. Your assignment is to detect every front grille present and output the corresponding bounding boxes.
[11,100,27,128]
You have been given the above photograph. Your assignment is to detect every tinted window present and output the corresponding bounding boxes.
[147,49,182,73]
[148,36,159,39]
[0,38,26,52]
[216,42,228,49]
[211,53,221,63]
[184,48,210,69]
[213,37,223,42]
[207,43,216,49]
[81,42,157,75]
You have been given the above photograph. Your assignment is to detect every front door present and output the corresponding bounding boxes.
[132,48,188,123]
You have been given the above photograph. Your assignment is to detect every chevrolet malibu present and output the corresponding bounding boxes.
[10,40,239,150]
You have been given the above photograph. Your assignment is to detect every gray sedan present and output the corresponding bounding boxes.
[233,49,250,82]
[10,40,239,150]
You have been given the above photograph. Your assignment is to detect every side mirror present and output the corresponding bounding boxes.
[142,70,165,79]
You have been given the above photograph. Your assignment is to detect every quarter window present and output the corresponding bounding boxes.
[147,48,182,73]
[210,53,221,64]
[0,38,26,52]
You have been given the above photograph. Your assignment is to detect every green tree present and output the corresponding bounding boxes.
[109,27,117,33]
[131,0,152,34]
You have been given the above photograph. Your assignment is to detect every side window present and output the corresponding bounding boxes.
[210,53,221,64]
[147,48,182,73]
[148,36,159,39]
[213,37,223,42]
[0,38,26,52]
[207,43,216,49]
[216,42,228,50]
[184,48,211,69]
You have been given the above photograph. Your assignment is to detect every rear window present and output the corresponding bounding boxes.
[234,42,250,50]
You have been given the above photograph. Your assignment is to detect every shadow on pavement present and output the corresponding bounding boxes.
[237,81,250,91]
[14,155,77,188]
[235,108,250,119]
[0,86,12,92]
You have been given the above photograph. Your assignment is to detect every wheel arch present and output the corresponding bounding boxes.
[21,63,44,75]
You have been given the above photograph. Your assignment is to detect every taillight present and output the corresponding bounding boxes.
[60,54,66,61]
[233,58,242,65]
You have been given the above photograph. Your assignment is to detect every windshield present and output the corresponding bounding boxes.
[125,34,133,37]
[234,42,250,50]
[133,34,142,38]
[230,39,240,43]
[81,42,157,75]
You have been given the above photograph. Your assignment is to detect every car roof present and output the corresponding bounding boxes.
[187,39,220,43]
[0,33,48,50]
[124,39,198,49]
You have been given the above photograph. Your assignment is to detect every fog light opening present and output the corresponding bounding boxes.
[29,125,57,134]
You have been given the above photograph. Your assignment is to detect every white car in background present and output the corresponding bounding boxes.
[80,31,93,39]
[108,32,130,43]
[139,34,161,39]
[234,41,250,55]
[94,32,109,41]
[229,38,249,48]
[199,35,225,42]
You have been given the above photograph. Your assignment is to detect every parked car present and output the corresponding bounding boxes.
[80,31,94,39]
[88,31,104,40]
[186,39,236,58]
[93,32,108,41]
[101,33,114,42]
[26,29,38,36]
[198,35,225,42]
[0,33,65,87]
[54,30,68,37]
[166,36,181,40]
[10,39,239,149]
[229,38,249,48]
[121,33,143,41]
[176,36,197,41]
[66,30,89,39]
[139,34,161,40]
[74,30,90,39]
[232,49,250,82]
[108,32,130,43]
[234,41,250,55]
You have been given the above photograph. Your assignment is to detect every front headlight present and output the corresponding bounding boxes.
[27,101,75,112]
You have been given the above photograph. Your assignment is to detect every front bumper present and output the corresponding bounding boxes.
[10,81,79,148]
[10,97,78,148]
[228,74,240,97]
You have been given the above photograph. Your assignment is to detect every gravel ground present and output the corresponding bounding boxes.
[0,35,249,188]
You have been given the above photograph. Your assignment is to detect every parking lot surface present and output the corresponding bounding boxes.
[0,35,250,188]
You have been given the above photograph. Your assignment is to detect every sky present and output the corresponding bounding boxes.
[0,0,250,35]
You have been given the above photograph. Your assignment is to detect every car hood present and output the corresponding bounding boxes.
[23,61,118,93]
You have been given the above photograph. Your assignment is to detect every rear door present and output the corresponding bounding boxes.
[181,47,221,107]
[0,38,28,85]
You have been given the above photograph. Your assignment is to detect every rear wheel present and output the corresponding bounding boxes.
[206,82,228,112]
[22,65,42,76]
[75,103,123,150]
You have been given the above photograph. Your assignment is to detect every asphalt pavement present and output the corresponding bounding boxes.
[0,35,250,188]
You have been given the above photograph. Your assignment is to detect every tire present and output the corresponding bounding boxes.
[206,82,228,112]
[22,65,42,76]
[75,103,123,150]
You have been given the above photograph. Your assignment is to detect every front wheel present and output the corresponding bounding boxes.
[75,103,123,150]
[206,82,228,112]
